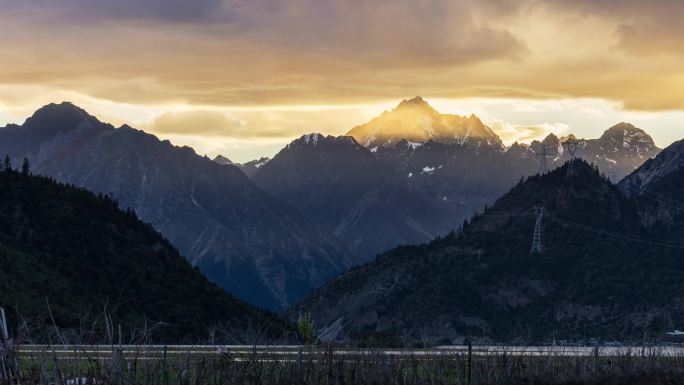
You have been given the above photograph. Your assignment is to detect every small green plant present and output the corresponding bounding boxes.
[297,312,316,347]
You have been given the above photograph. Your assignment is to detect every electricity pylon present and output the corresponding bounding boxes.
[535,145,557,174]
[562,140,579,177]
[530,206,544,254]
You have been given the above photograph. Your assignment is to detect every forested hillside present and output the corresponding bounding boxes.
[293,161,684,344]
[0,165,289,343]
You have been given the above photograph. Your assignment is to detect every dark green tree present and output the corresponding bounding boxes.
[3,155,10,172]
[21,157,30,176]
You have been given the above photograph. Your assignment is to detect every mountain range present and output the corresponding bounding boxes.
[0,98,663,311]
[291,148,684,344]
[0,103,357,310]
[252,133,453,258]
[247,97,660,260]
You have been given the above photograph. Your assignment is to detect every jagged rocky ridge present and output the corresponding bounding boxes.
[251,98,659,260]
[526,123,660,181]
[347,96,504,149]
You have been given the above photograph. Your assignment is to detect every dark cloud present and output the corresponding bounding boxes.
[226,0,527,63]
[544,0,684,55]
[1,0,527,63]
[0,0,229,21]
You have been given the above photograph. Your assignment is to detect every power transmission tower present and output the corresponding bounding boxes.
[562,140,579,177]
[535,144,557,174]
[530,206,544,254]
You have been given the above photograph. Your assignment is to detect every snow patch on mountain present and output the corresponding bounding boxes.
[304,133,321,145]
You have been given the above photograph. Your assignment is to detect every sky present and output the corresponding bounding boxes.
[1,0,684,162]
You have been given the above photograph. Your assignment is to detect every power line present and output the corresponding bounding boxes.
[535,145,558,174]
[471,210,684,250]
[562,140,579,177]
[546,213,684,250]
[621,184,684,212]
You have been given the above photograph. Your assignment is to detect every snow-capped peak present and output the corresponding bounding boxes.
[346,96,504,149]
[303,132,321,145]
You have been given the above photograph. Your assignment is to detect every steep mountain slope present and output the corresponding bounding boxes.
[252,134,452,258]
[619,139,684,237]
[0,103,354,310]
[212,154,234,165]
[376,139,539,227]
[347,96,503,149]
[619,139,684,195]
[293,161,684,344]
[0,169,288,343]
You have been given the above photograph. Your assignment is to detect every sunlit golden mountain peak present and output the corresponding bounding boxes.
[346,97,503,149]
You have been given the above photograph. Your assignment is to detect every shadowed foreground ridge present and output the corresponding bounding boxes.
[0,168,289,344]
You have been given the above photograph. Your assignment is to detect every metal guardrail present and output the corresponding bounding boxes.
[14,344,684,360]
